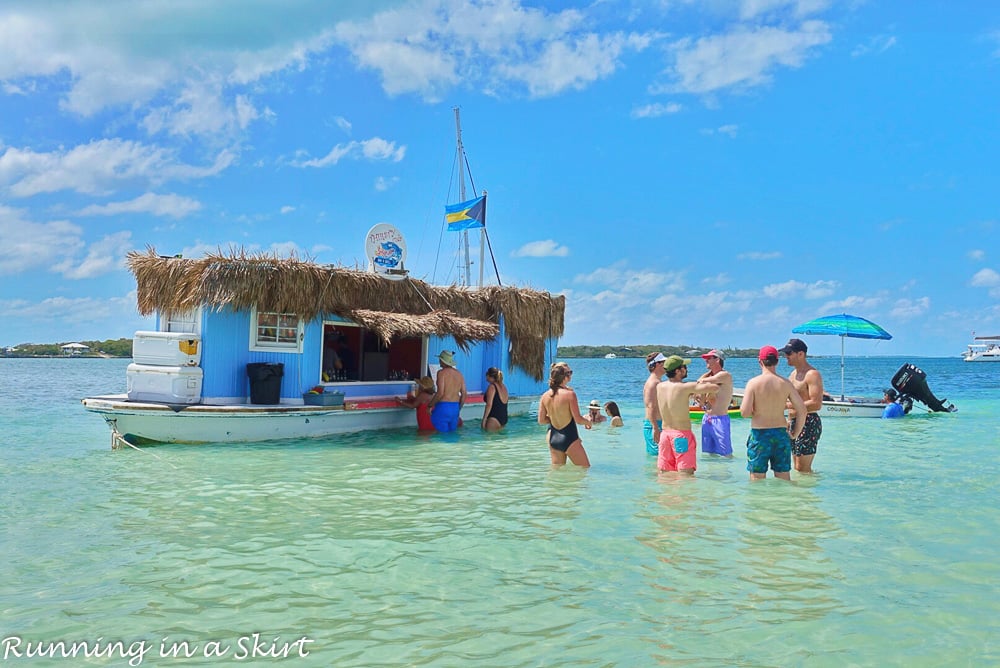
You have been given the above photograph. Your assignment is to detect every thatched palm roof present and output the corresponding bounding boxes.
[127,248,564,379]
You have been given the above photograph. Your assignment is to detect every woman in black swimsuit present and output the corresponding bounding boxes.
[482,367,509,431]
[537,362,591,467]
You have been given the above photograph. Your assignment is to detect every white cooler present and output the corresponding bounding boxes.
[132,331,201,366]
[127,363,203,404]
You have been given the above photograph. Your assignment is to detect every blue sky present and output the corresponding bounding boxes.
[1,0,998,357]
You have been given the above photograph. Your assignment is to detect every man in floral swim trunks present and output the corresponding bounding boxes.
[780,338,825,474]
[740,346,807,481]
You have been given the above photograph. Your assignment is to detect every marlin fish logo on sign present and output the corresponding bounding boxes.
[365,223,407,280]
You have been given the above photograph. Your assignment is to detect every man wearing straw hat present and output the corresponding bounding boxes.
[429,350,467,432]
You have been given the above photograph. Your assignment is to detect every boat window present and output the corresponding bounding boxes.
[321,322,424,383]
[251,309,303,352]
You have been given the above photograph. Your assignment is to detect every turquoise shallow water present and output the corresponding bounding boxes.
[1,356,998,666]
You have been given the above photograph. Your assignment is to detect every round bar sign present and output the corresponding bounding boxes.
[365,223,407,280]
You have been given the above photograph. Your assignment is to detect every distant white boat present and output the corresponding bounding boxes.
[962,335,1000,362]
[604,353,617,359]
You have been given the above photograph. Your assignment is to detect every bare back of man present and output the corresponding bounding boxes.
[656,375,718,475]
[741,356,807,481]
[658,380,718,431]
[433,366,466,405]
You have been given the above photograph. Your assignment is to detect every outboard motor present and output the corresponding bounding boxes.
[891,363,957,413]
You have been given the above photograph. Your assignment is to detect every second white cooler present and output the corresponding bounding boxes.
[127,363,203,404]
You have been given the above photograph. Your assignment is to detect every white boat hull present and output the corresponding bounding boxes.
[82,395,535,445]
[813,399,886,418]
[962,353,1000,362]
[732,392,887,418]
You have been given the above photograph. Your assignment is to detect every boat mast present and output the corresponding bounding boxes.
[454,108,472,287]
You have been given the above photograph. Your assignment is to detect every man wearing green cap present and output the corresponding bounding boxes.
[655,355,719,475]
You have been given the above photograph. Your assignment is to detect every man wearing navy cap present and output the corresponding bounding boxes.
[780,337,825,474]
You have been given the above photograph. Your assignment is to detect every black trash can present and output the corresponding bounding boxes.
[246,362,284,405]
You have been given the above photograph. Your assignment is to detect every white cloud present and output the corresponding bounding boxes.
[761,278,836,299]
[374,176,399,191]
[818,295,883,314]
[56,231,133,279]
[851,34,897,58]
[497,32,653,97]
[574,264,686,295]
[0,206,83,276]
[294,137,406,168]
[0,205,132,279]
[890,297,930,319]
[280,205,296,215]
[739,0,831,20]
[511,239,569,257]
[334,1,655,100]
[667,21,831,95]
[763,279,805,298]
[738,251,782,260]
[968,249,985,261]
[971,268,1000,297]
[971,268,1000,287]
[0,140,234,197]
[631,102,682,118]
[804,280,837,299]
[333,116,353,133]
[76,193,202,218]
[0,2,353,137]
[701,273,730,287]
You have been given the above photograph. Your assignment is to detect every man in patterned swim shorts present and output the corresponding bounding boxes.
[780,338,825,474]
[740,346,807,481]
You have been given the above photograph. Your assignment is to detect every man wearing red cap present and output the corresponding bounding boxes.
[696,349,733,457]
[740,346,807,481]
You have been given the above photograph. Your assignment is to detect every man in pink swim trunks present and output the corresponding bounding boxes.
[655,355,720,475]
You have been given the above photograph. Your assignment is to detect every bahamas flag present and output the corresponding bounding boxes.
[445,195,486,231]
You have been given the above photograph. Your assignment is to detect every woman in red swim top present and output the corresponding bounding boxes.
[537,362,591,467]
[396,376,435,431]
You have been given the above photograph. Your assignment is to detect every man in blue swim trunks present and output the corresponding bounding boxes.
[740,346,807,481]
[428,350,467,432]
[696,349,734,457]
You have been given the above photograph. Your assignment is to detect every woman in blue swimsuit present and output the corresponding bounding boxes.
[537,362,591,467]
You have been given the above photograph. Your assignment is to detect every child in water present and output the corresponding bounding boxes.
[396,376,436,432]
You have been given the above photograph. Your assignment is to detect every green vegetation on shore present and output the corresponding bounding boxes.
[4,339,759,361]
[2,338,133,358]
[557,345,760,359]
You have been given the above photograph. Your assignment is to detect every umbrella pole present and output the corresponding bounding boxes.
[840,335,845,401]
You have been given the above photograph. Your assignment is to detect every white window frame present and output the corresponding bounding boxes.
[251,308,303,352]
[160,307,202,335]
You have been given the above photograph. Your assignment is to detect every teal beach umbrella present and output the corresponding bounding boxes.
[791,314,892,400]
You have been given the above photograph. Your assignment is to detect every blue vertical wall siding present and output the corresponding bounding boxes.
[189,308,553,403]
